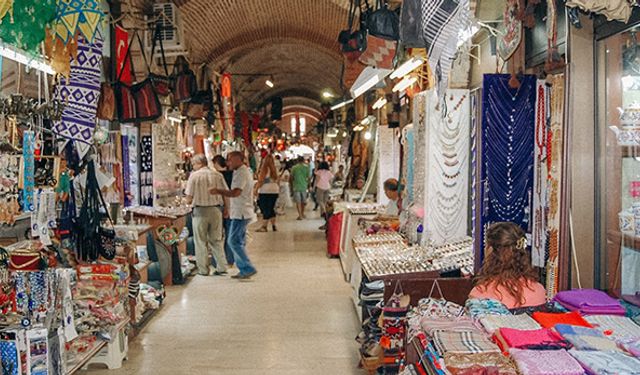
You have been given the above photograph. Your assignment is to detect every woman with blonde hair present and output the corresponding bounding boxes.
[469,222,546,309]
[254,152,280,232]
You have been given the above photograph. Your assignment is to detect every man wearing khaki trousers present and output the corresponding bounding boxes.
[185,154,229,276]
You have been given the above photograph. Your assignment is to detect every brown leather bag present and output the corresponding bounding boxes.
[96,82,115,121]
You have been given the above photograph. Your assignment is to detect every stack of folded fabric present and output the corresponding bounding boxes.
[509,349,584,375]
[443,352,518,375]
[554,324,621,351]
[420,316,477,336]
[465,298,511,319]
[585,314,640,340]
[553,289,626,315]
[618,338,640,357]
[531,311,593,329]
[361,280,385,303]
[478,314,541,335]
[493,327,570,352]
[431,329,501,356]
[570,350,640,374]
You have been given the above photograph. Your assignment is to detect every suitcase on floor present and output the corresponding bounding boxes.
[327,212,343,258]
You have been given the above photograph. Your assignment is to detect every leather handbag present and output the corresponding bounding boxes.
[148,24,172,97]
[339,0,368,62]
[172,56,197,103]
[368,0,399,41]
[96,82,115,120]
[132,32,162,122]
[399,0,426,48]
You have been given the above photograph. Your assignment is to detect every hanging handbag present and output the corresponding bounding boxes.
[148,23,172,97]
[56,182,76,240]
[96,82,115,121]
[131,32,162,122]
[399,0,426,48]
[339,0,368,62]
[186,66,213,119]
[114,31,137,122]
[172,56,197,103]
[358,34,396,69]
[368,0,399,40]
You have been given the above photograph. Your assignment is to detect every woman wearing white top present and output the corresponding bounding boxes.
[254,153,280,232]
[277,164,293,215]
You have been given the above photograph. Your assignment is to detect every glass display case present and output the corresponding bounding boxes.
[597,28,640,295]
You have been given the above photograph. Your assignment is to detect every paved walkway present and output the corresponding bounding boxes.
[84,209,360,375]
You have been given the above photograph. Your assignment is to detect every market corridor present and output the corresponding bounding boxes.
[84,211,360,375]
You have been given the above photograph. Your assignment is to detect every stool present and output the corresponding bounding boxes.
[83,325,128,370]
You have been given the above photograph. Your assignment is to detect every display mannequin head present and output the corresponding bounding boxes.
[476,222,538,305]
[383,178,399,201]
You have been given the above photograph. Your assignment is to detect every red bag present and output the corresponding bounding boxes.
[9,250,45,271]
[172,56,197,103]
[327,212,343,257]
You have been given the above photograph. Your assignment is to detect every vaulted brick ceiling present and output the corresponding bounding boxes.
[166,0,352,110]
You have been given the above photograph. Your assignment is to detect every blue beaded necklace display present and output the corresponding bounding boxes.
[480,74,536,258]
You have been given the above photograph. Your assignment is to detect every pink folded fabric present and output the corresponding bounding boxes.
[509,349,585,375]
[498,327,566,348]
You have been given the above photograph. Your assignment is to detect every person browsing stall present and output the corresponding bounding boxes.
[209,151,258,280]
[469,222,546,309]
[212,154,234,267]
[254,152,280,232]
[184,154,228,276]
[382,178,401,216]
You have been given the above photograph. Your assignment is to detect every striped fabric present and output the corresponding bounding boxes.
[432,330,500,355]
[421,0,470,95]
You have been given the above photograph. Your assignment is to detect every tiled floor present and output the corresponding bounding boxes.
[83,210,361,374]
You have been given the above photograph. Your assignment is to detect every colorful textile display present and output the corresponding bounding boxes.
[480,74,536,260]
[420,317,476,336]
[432,330,500,355]
[509,349,584,375]
[420,0,470,95]
[554,324,620,351]
[585,314,640,341]
[570,350,640,374]
[0,0,56,52]
[479,314,541,335]
[53,0,104,44]
[465,298,511,319]
[531,311,593,329]
[494,327,569,351]
[444,352,518,375]
[53,33,103,159]
[554,289,626,315]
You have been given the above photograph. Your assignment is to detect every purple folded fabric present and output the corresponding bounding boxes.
[554,289,625,315]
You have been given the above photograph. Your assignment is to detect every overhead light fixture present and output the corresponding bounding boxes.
[327,128,339,138]
[392,76,418,93]
[372,97,387,110]
[322,91,334,99]
[350,66,392,99]
[364,131,372,140]
[265,79,274,88]
[390,57,424,80]
[342,131,348,137]
[0,42,55,75]
[330,98,354,111]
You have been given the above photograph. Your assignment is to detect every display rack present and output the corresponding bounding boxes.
[67,318,130,374]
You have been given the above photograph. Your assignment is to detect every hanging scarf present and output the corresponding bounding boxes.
[480,74,536,260]
[53,33,103,159]
[0,0,56,53]
[22,130,35,212]
[53,0,103,45]
[421,0,470,96]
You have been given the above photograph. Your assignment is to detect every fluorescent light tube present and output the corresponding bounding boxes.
[330,99,354,111]
[0,42,55,75]
[390,57,423,80]
[372,97,387,110]
[392,76,417,92]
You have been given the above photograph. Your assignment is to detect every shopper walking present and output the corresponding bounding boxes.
[276,163,292,215]
[209,151,257,280]
[185,154,228,276]
[291,157,310,220]
[255,152,280,232]
[212,155,234,266]
[314,161,334,230]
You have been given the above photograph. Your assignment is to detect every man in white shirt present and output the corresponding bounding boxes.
[185,154,229,276]
[209,151,257,280]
